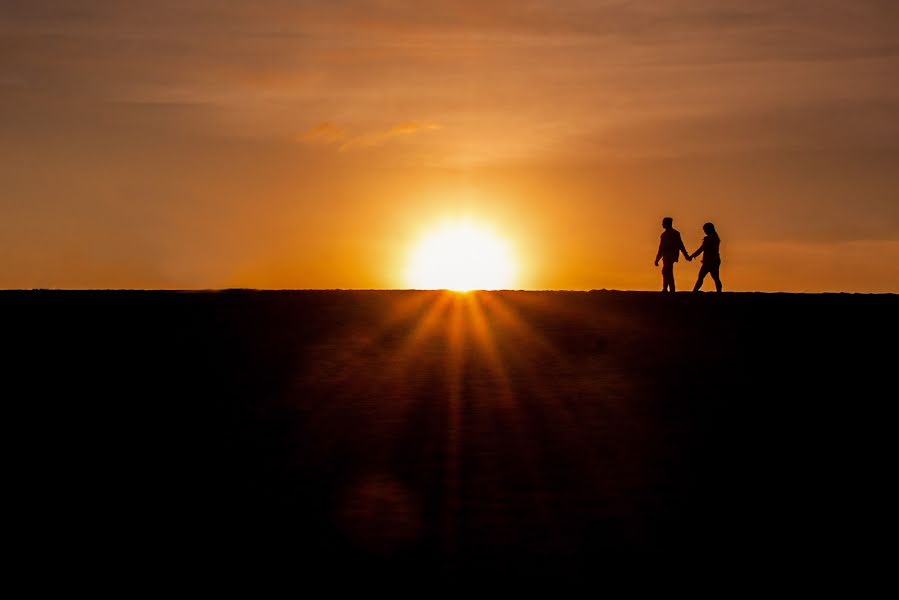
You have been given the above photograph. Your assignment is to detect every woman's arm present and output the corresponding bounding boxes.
[690,241,705,259]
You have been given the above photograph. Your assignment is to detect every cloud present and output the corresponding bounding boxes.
[339,121,442,150]
[298,121,441,151]
[298,122,348,144]
[4,1,899,160]
[6,1,898,156]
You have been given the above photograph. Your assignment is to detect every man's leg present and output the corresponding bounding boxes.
[662,262,674,292]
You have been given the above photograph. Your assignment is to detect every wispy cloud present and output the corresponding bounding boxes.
[298,122,348,144]
[5,1,897,159]
[298,121,441,151]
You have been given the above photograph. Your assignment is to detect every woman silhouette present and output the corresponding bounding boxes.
[690,222,722,292]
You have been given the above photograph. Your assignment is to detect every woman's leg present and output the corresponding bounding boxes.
[693,264,709,292]
[710,263,722,292]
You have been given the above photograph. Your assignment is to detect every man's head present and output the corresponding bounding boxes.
[662,217,673,229]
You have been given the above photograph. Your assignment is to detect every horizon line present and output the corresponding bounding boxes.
[1,288,895,296]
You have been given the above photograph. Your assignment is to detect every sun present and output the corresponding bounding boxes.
[406,220,517,291]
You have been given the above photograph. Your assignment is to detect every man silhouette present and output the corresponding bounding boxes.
[654,217,691,292]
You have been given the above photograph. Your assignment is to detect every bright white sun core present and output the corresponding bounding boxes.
[405,220,517,291]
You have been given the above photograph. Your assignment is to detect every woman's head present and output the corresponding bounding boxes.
[703,222,716,235]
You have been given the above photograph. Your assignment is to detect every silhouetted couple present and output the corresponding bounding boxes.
[654,217,722,293]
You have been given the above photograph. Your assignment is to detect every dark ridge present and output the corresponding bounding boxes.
[5,290,895,580]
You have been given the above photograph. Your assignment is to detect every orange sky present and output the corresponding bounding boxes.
[2,1,898,292]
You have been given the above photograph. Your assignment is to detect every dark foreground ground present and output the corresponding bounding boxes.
[5,290,896,580]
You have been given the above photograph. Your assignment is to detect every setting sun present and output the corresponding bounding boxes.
[406,221,517,291]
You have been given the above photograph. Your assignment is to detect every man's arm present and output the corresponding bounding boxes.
[678,234,690,260]
[655,238,663,265]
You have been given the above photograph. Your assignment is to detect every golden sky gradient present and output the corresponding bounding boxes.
[2,1,898,291]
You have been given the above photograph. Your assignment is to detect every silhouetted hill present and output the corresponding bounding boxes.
[4,290,895,580]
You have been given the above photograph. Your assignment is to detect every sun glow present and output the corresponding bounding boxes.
[406,221,517,291]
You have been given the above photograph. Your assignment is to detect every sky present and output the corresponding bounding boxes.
[2,0,898,292]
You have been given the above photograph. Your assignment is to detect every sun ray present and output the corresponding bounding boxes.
[464,293,561,540]
[293,291,454,436]
[481,293,653,532]
[476,291,562,360]
[293,288,648,552]
[442,293,465,554]
[476,293,602,456]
